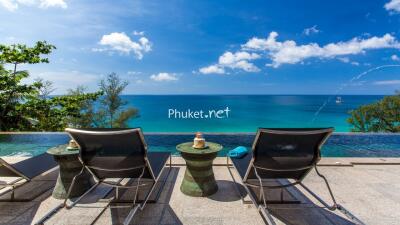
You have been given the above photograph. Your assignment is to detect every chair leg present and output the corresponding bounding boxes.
[66,182,100,209]
[10,185,15,201]
[34,167,97,225]
[0,177,25,202]
[63,166,85,207]
[120,167,145,225]
[253,166,268,208]
[228,162,281,225]
[64,166,100,209]
[298,166,339,210]
[258,206,278,225]
[123,205,140,225]
[254,167,281,225]
[123,158,173,225]
[314,165,338,210]
[142,155,173,206]
[148,156,172,203]
[336,204,365,225]
[226,159,251,204]
[33,204,64,225]
[132,169,144,207]
[298,166,365,225]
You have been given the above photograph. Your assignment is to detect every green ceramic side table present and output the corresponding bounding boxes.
[176,142,223,197]
[47,144,92,199]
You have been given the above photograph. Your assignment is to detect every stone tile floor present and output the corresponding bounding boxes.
[0,157,400,225]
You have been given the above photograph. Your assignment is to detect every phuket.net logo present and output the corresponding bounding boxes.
[168,107,230,119]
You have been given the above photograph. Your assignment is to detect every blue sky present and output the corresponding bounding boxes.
[1,0,400,94]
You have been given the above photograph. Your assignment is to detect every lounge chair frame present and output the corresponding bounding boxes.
[35,128,172,225]
[227,128,365,225]
[0,154,57,202]
[0,158,25,201]
[63,154,172,225]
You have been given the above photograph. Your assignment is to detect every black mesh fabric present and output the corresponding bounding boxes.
[67,128,149,179]
[247,128,333,181]
[0,153,57,180]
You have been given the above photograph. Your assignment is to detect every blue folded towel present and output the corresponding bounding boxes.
[228,146,248,158]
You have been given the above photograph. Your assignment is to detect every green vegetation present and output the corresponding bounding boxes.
[96,73,139,128]
[347,92,400,132]
[0,41,138,131]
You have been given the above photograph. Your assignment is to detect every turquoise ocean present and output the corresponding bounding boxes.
[121,95,385,132]
[2,95,399,157]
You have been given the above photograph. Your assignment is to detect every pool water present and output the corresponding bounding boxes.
[0,133,400,157]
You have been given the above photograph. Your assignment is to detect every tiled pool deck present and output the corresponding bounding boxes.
[1,157,400,225]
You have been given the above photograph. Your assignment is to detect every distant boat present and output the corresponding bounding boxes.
[335,96,342,104]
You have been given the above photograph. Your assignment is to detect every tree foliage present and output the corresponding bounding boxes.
[0,65,38,130]
[347,93,400,132]
[18,92,102,131]
[35,77,55,99]
[66,86,100,128]
[0,41,55,66]
[0,41,102,131]
[96,73,139,128]
[0,41,139,131]
[0,41,57,130]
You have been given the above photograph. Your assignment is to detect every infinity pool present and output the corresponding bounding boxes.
[1,133,400,157]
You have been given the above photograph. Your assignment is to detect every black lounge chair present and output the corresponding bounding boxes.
[227,128,364,225]
[62,128,171,225]
[0,153,57,201]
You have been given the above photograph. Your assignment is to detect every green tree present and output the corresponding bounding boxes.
[66,86,100,128]
[35,77,55,99]
[0,65,39,130]
[347,93,400,132]
[0,41,55,66]
[17,91,102,131]
[97,73,139,128]
[0,41,102,131]
[0,41,56,130]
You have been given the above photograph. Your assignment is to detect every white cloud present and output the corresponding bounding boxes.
[199,51,260,74]
[303,25,320,36]
[97,32,152,59]
[243,32,282,51]
[0,0,18,11]
[338,57,350,63]
[0,0,66,11]
[150,72,178,82]
[39,0,66,9]
[199,65,225,74]
[391,54,400,61]
[91,48,104,52]
[338,57,359,66]
[242,31,400,67]
[132,30,145,36]
[219,51,260,71]
[385,0,400,13]
[374,80,400,85]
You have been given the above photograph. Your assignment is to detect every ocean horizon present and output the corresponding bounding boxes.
[114,95,386,132]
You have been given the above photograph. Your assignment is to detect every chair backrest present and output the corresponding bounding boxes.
[66,128,154,180]
[245,128,333,181]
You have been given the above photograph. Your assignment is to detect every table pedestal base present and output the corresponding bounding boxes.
[180,152,218,197]
[52,154,92,199]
